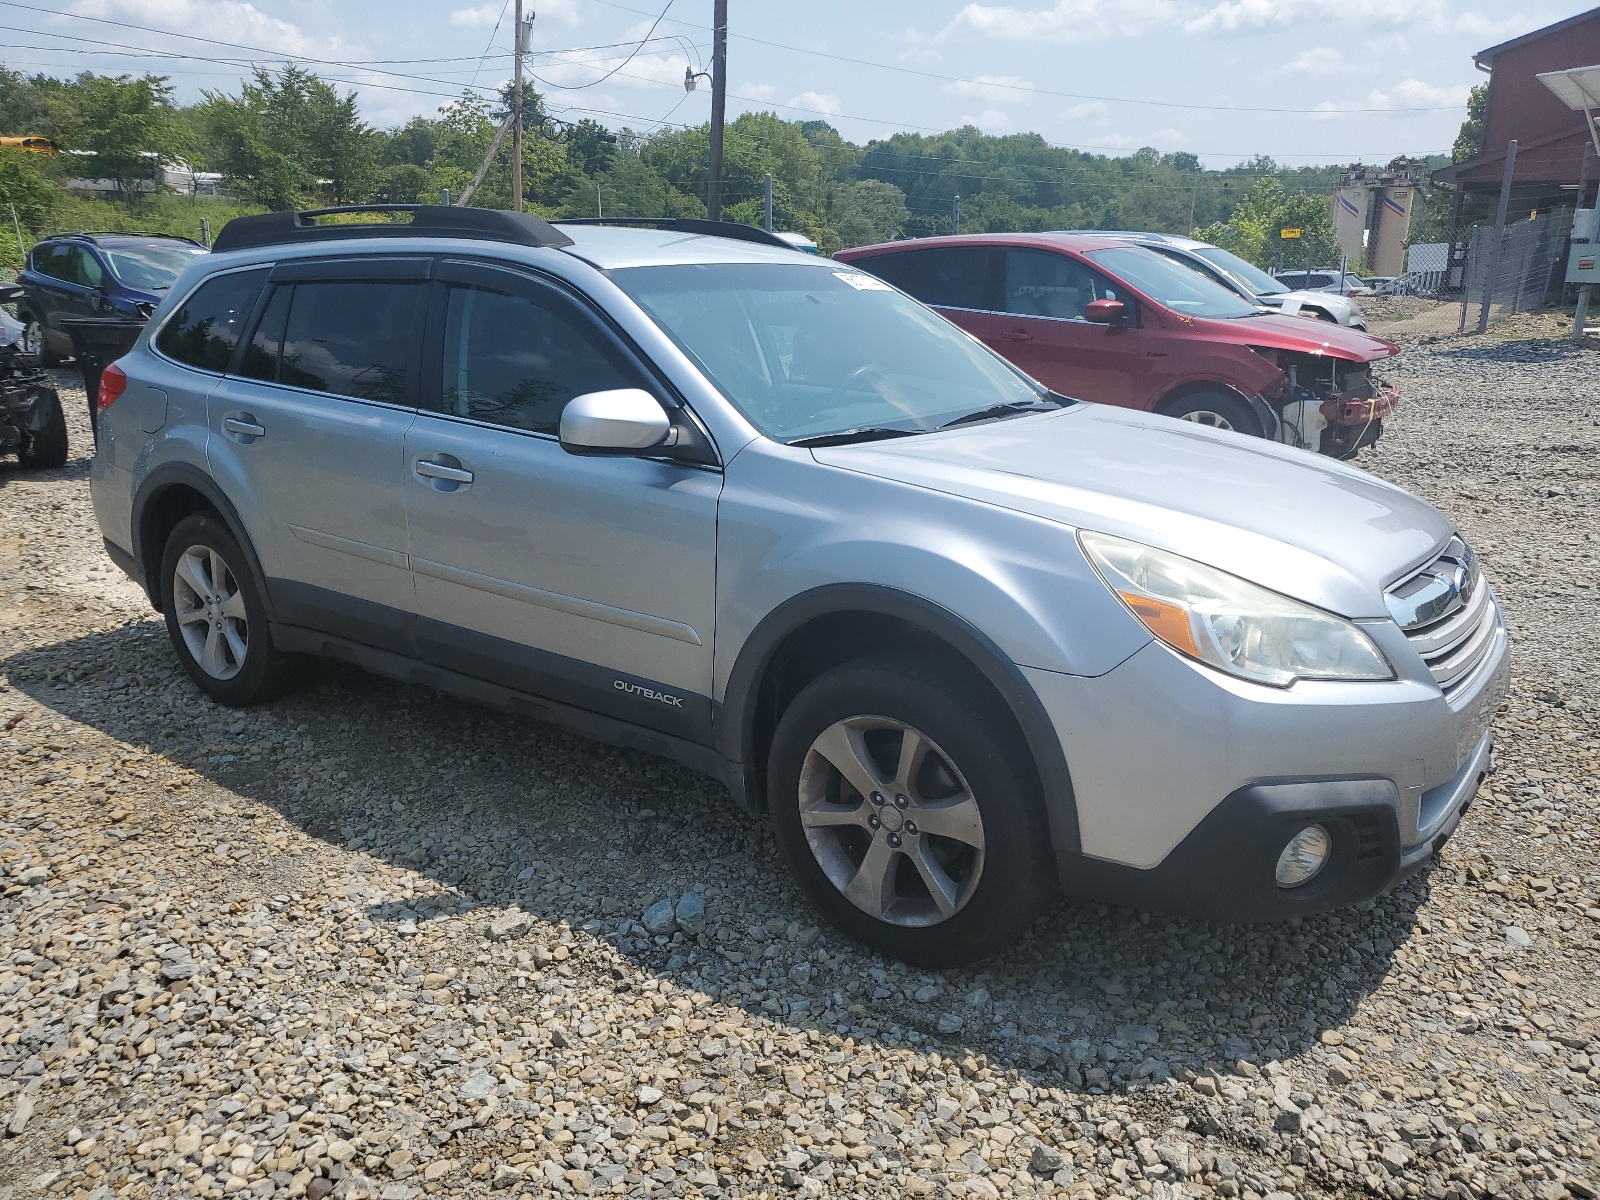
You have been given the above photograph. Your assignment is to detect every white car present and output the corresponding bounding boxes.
[1085,233,1369,329]
[1274,270,1373,298]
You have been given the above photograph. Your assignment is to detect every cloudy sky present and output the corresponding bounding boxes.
[1,0,1579,166]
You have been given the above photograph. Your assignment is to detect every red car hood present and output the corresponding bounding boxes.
[1183,310,1398,363]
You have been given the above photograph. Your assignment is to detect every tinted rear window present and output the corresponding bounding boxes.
[854,247,999,311]
[276,281,422,403]
[155,269,268,373]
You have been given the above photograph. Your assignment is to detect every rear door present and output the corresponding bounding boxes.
[401,260,720,742]
[30,245,94,352]
[205,258,427,651]
[991,248,1143,405]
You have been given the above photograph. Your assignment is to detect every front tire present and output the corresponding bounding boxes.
[160,513,300,706]
[1162,389,1264,437]
[767,655,1054,967]
[20,319,62,367]
[17,391,67,469]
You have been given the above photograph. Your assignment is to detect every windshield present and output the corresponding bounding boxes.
[1085,246,1260,319]
[101,242,206,291]
[1193,245,1287,296]
[611,262,1045,441]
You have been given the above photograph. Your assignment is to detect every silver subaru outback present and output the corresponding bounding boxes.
[89,207,1507,966]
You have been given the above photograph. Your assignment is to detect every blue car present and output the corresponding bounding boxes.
[17,232,207,365]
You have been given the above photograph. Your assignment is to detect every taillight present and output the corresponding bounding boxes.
[97,361,127,411]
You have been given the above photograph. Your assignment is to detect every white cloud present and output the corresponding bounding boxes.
[1366,32,1410,55]
[1367,78,1473,108]
[449,4,500,27]
[1263,46,1352,79]
[1185,0,1447,33]
[787,91,843,116]
[960,108,1013,132]
[1060,100,1110,123]
[1148,127,1187,147]
[942,0,1184,43]
[737,82,778,101]
[945,74,1034,103]
[69,0,360,58]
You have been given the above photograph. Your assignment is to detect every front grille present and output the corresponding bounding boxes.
[1388,537,1500,699]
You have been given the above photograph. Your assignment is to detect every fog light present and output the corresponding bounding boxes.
[1275,824,1332,888]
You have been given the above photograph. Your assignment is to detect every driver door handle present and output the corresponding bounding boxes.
[998,330,1033,343]
[414,458,474,484]
[223,416,265,438]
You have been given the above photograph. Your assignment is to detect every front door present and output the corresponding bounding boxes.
[206,262,427,650]
[402,260,720,743]
[974,248,1143,406]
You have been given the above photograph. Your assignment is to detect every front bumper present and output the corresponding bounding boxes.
[1025,603,1509,923]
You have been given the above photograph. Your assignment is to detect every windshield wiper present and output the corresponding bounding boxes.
[938,398,1063,430]
[788,427,922,448]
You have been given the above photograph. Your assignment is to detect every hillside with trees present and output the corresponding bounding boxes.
[1,64,1454,275]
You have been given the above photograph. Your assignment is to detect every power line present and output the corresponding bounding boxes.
[467,0,511,88]
[582,0,1469,115]
[531,0,676,91]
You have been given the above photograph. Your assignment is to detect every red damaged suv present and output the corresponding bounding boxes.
[835,232,1400,458]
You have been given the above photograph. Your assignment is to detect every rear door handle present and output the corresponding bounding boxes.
[999,330,1033,343]
[414,457,474,487]
[223,415,265,440]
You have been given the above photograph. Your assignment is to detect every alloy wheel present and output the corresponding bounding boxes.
[1178,410,1234,430]
[796,716,986,927]
[21,322,43,359]
[171,545,249,680]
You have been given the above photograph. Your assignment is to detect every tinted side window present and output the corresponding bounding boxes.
[33,245,73,281]
[1003,250,1129,320]
[278,281,421,403]
[155,269,268,373]
[236,285,290,382]
[74,248,105,289]
[438,283,639,435]
[855,248,998,311]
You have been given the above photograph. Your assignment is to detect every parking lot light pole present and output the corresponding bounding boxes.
[708,0,728,221]
[512,0,524,214]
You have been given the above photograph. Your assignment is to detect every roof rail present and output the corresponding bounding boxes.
[41,231,204,245]
[551,217,796,250]
[211,205,575,254]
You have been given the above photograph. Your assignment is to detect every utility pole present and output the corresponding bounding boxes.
[708,0,728,221]
[512,0,525,213]
[1476,139,1517,334]
[763,173,773,232]
[952,194,961,235]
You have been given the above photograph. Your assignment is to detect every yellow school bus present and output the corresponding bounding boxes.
[0,136,58,154]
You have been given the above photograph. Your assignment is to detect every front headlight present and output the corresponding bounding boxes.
[1078,530,1394,687]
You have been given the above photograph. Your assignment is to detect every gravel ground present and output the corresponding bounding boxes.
[0,345,1596,1200]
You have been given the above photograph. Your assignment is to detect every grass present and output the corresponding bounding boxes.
[2,192,269,276]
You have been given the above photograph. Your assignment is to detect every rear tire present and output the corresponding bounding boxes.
[160,513,301,706]
[767,654,1054,967]
[1162,390,1264,438]
[17,391,68,469]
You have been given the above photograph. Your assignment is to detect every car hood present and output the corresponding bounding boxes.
[811,403,1452,619]
[1259,289,1362,318]
[1191,310,1394,362]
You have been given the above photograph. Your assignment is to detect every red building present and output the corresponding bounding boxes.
[1434,6,1600,211]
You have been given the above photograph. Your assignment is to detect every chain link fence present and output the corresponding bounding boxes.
[1362,209,1575,340]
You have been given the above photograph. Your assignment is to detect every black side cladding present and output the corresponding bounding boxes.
[212,206,575,254]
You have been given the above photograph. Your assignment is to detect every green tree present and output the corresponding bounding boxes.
[57,73,189,202]
[201,66,377,208]
[0,146,57,228]
[0,68,64,137]
[1194,176,1337,269]
[1452,83,1489,164]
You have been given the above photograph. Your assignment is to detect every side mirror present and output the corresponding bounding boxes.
[1085,298,1127,325]
[559,388,673,456]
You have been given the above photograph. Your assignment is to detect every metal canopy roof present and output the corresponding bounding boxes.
[1537,65,1600,109]
[1537,65,1600,156]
